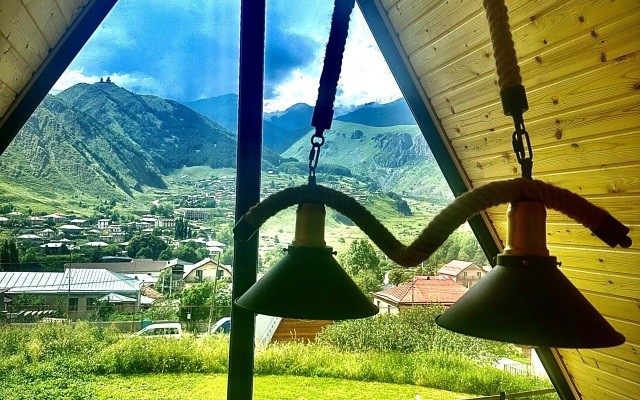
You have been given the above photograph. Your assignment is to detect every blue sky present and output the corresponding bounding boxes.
[54,0,401,112]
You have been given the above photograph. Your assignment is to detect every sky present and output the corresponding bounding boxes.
[54,0,402,112]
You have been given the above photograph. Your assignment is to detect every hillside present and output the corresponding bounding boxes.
[281,121,452,201]
[57,83,240,174]
[185,93,290,152]
[0,84,450,215]
[0,94,167,209]
[335,98,415,127]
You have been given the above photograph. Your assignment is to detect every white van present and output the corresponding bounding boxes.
[134,322,183,338]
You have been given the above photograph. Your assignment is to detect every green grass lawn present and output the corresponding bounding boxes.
[89,374,471,400]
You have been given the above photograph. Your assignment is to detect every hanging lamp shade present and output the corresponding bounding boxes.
[436,202,625,348]
[235,203,378,320]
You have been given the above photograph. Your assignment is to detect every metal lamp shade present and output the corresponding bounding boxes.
[435,254,625,348]
[235,245,379,320]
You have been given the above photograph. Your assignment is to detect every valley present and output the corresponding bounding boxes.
[0,82,484,266]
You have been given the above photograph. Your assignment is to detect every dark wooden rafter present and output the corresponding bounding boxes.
[355,0,576,398]
[0,0,118,156]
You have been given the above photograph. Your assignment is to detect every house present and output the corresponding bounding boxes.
[69,219,90,227]
[15,234,44,246]
[40,242,69,255]
[438,260,488,288]
[155,218,176,229]
[58,224,83,236]
[372,276,468,315]
[0,268,141,320]
[65,260,168,277]
[183,258,232,286]
[96,219,111,229]
[1,1,638,398]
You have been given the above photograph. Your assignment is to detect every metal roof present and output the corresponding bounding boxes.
[0,268,138,295]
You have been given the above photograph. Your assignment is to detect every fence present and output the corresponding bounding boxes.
[1,303,231,333]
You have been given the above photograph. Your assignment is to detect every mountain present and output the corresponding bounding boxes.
[266,103,314,132]
[0,94,166,206]
[185,94,239,133]
[281,121,452,200]
[0,82,290,209]
[57,83,242,174]
[335,98,415,127]
[185,93,289,152]
[0,84,447,212]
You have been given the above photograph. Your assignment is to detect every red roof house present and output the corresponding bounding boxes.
[437,260,487,288]
[372,276,468,315]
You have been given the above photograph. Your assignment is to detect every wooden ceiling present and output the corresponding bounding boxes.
[360,0,640,399]
[0,0,638,399]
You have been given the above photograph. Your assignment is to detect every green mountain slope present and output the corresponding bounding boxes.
[57,83,239,173]
[281,121,452,202]
[0,94,166,208]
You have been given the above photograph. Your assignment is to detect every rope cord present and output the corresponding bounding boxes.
[310,0,356,132]
[483,0,521,90]
[236,179,631,267]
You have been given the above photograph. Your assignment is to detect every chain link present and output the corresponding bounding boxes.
[308,129,326,179]
[511,116,533,180]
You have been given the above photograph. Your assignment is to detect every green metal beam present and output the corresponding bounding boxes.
[227,0,266,398]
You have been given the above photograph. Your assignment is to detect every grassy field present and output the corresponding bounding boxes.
[89,374,471,400]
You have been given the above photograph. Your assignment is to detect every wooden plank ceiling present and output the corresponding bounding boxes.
[0,0,87,122]
[364,0,640,399]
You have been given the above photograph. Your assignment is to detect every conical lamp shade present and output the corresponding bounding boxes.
[236,245,378,319]
[435,254,625,348]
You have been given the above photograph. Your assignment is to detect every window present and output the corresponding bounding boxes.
[196,270,203,281]
[217,269,224,279]
[86,298,96,311]
[69,298,78,312]
[463,271,467,278]
[477,272,481,277]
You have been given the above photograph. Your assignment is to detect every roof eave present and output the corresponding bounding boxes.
[0,0,118,156]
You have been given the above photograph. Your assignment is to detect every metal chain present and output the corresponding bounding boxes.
[308,128,326,180]
[511,114,533,180]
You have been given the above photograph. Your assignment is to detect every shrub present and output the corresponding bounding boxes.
[316,306,519,362]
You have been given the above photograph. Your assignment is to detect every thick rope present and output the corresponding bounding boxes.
[237,179,631,267]
[483,0,521,90]
[311,0,356,132]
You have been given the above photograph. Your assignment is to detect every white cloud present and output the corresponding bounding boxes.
[52,68,100,91]
[263,6,401,112]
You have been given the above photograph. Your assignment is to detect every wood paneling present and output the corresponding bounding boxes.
[375,0,640,398]
[271,319,332,343]
[0,0,86,120]
[567,362,640,399]
[0,2,50,70]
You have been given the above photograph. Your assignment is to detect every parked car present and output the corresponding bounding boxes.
[210,317,231,334]
[133,322,183,338]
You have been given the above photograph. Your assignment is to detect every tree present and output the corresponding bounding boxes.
[154,269,172,296]
[339,238,381,277]
[388,268,414,286]
[260,246,285,273]
[126,234,167,259]
[339,238,384,298]
[353,270,383,298]
[172,245,200,264]
[180,280,231,325]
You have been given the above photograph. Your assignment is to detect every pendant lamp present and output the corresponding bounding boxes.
[235,203,378,319]
[435,202,625,348]
[231,0,632,347]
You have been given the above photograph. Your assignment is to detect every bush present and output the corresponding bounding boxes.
[316,306,519,362]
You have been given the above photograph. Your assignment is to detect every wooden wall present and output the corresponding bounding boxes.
[373,0,640,398]
[0,0,87,121]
